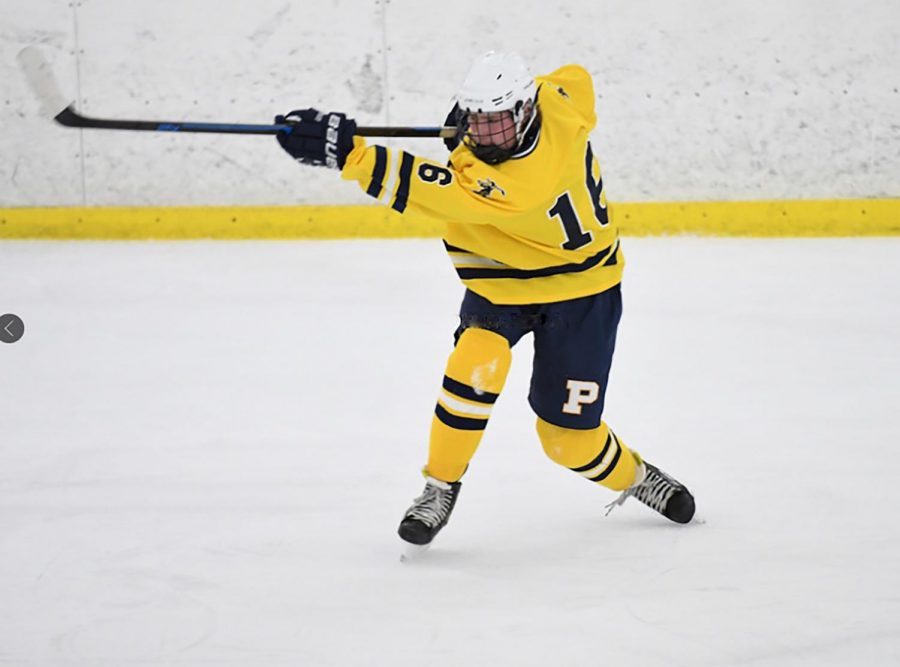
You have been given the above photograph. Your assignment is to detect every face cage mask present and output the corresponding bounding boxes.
[456,101,536,165]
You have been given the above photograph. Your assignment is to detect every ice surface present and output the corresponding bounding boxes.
[1,237,899,666]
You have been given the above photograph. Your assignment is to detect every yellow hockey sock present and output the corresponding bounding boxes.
[426,328,512,483]
[536,418,639,492]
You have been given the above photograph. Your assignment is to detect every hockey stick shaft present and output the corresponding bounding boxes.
[55,105,455,138]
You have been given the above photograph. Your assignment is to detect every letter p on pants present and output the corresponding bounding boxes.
[562,380,600,415]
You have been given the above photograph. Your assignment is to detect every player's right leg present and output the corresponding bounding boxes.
[399,291,529,546]
[398,327,513,546]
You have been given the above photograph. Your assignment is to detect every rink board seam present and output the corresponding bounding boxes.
[0,200,898,239]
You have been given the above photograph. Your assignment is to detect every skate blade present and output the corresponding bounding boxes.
[400,543,431,563]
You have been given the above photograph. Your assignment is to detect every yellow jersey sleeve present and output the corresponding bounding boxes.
[341,139,551,227]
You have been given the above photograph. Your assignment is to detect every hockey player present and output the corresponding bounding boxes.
[275,51,695,548]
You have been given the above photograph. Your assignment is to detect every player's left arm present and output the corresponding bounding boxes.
[274,107,546,227]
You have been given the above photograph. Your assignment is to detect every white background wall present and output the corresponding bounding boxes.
[1,0,898,207]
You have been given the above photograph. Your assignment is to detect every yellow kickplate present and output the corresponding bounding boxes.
[0,199,897,240]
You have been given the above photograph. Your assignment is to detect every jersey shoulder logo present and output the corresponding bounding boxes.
[474,178,507,199]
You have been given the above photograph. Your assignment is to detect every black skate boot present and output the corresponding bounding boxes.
[606,456,695,524]
[398,476,462,545]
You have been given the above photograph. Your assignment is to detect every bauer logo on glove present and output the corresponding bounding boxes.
[275,108,357,169]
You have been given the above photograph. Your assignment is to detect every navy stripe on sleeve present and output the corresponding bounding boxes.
[391,151,415,213]
[366,146,387,198]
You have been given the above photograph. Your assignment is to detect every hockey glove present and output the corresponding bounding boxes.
[275,108,357,169]
[443,103,461,152]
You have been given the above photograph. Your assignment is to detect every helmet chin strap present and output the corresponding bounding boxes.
[514,100,538,148]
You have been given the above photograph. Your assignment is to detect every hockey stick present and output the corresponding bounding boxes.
[17,46,455,139]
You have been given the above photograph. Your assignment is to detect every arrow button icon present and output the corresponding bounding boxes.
[0,314,24,343]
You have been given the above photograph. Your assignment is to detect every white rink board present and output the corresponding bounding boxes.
[1,0,898,206]
[1,237,899,665]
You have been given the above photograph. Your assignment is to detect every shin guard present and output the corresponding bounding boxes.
[426,328,512,482]
[536,418,639,492]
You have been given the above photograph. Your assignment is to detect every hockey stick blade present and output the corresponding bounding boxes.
[17,46,72,118]
[18,46,454,138]
[53,104,454,138]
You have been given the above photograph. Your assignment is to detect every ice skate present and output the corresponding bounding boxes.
[398,475,462,546]
[606,456,695,524]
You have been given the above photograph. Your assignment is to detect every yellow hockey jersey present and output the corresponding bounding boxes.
[341,64,623,305]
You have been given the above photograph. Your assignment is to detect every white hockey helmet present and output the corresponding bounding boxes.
[455,51,539,164]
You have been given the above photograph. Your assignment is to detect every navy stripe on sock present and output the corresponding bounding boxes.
[570,433,613,473]
[588,445,622,482]
[434,403,488,431]
[442,375,498,405]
